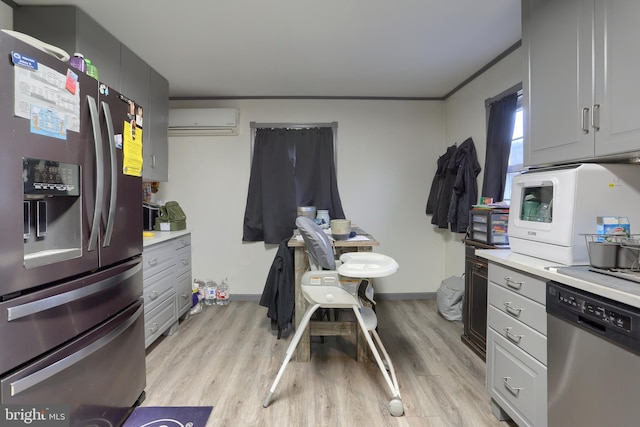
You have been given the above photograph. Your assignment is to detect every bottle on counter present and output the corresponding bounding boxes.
[204,280,217,306]
[216,278,229,305]
[69,52,86,73]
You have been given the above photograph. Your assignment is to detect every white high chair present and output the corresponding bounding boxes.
[262,216,403,416]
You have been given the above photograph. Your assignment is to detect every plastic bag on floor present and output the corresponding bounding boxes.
[436,275,465,321]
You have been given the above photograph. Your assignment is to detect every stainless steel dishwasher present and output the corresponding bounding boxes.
[547,281,640,426]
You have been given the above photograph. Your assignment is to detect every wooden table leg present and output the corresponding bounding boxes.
[293,246,310,361]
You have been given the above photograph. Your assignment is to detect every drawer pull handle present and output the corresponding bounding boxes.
[504,277,523,290]
[181,259,189,266]
[150,291,159,300]
[502,377,523,396]
[503,327,523,344]
[504,302,522,317]
[148,257,158,267]
[182,292,190,299]
[180,239,189,246]
[149,323,158,333]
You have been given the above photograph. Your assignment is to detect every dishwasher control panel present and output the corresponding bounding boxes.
[557,291,632,332]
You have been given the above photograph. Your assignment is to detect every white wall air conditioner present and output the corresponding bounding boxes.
[168,108,239,136]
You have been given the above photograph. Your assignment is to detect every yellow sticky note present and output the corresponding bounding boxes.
[123,120,143,177]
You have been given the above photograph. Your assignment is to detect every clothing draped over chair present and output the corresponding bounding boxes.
[259,239,295,338]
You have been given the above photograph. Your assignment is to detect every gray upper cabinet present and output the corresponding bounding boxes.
[14,6,121,90]
[145,68,170,182]
[523,0,640,167]
[75,10,121,89]
[119,45,149,110]
[14,5,169,182]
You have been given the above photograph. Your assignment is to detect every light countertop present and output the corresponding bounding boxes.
[142,229,191,247]
[476,249,640,309]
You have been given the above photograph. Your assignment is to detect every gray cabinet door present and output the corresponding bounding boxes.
[76,8,121,90]
[523,0,594,167]
[144,68,169,182]
[594,0,640,157]
[14,6,121,91]
[119,45,149,108]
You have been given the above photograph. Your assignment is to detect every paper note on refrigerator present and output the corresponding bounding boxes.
[123,120,143,177]
[14,62,80,132]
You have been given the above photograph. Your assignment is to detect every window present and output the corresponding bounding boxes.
[502,95,524,201]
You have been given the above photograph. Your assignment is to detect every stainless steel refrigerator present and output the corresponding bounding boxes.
[0,31,146,426]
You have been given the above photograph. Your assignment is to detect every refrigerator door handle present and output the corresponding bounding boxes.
[8,302,144,397]
[6,262,141,321]
[101,101,118,247]
[87,95,104,252]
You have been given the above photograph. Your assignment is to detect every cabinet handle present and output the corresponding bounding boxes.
[149,322,158,333]
[581,107,590,133]
[503,327,523,344]
[504,277,523,290]
[152,154,156,169]
[150,291,159,300]
[592,104,600,131]
[503,302,522,317]
[148,257,158,267]
[502,377,523,396]
[182,292,190,299]
[181,259,189,266]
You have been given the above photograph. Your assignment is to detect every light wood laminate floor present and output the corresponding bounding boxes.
[143,299,517,427]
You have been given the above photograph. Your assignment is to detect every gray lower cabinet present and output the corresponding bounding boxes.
[174,235,193,318]
[486,263,547,427]
[523,0,640,167]
[142,233,192,348]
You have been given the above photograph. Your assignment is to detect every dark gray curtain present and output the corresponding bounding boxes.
[243,127,345,244]
[481,93,518,202]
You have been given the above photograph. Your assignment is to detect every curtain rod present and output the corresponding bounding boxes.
[485,82,522,108]
[250,121,338,130]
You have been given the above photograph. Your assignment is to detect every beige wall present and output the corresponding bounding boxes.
[443,47,523,277]
[158,99,447,297]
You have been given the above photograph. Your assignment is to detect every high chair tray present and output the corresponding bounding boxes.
[338,253,399,278]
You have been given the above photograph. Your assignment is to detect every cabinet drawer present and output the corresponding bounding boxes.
[489,263,546,305]
[174,245,191,278]
[142,242,174,278]
[176,270,192,316]
[144,296,176,348]
[487,328,547,427]
[174,234,191,250]
[488,306,547,365]
[143,267,175,313]
[488,282,546,335]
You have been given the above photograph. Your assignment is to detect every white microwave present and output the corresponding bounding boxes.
[508,163,640,265]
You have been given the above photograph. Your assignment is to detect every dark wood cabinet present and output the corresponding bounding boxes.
[461,240,494,360]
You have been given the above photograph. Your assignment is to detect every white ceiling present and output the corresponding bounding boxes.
[12,0,521,99]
